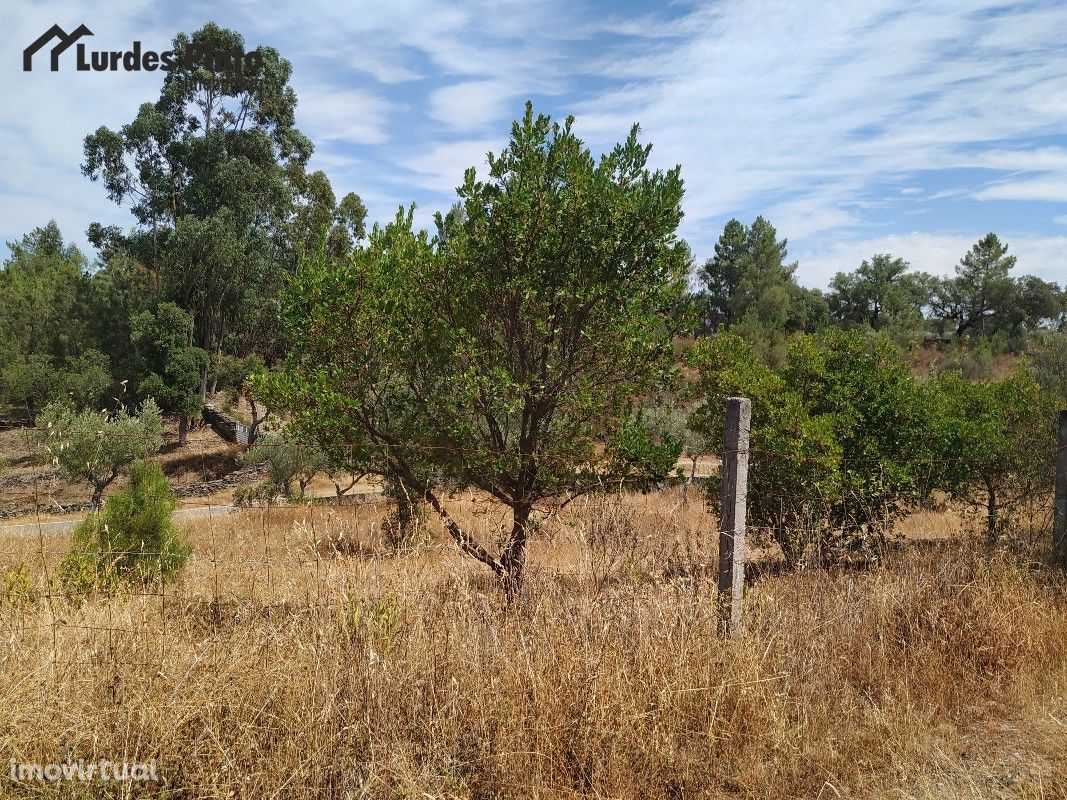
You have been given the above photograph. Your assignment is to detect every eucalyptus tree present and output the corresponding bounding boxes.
[82,23,364,394]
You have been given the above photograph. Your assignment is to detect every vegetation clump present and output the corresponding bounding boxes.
[60,460,189,589]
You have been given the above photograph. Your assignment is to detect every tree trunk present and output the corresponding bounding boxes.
[986,483,998,544]
[178,414,190,446]
[682,455,699,501]
[500,503,533,601]
[384,475,422,550]
[199,316,214,402]
[775,524,803,569]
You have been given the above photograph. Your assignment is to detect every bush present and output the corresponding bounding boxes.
[1029,331,1067,402]
[240,433,326,501]
[930,368,1057,541]
[60,461,190,590]
[690,330,938,566]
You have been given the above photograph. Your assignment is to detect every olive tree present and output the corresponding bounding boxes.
[642,401,712,482]
[275,105,689,597]
[240,433,325,501]
[34,399,163,507]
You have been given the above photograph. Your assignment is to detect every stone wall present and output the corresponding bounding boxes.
[201,404,253,446]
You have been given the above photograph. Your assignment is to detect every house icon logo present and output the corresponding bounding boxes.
[23,24,94,71]
[21,24,261,81]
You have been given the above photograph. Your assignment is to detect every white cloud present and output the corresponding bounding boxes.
[974,177,1067,202]
[294,86,394,145]
[400,138,504,195]
[762,195,863,241]
[429,80,518,132]
[2,0,1066,274]
[573,0,1067,260]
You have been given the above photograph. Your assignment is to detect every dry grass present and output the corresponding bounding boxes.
[1,489,1065,799]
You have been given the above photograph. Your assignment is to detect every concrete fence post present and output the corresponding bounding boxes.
[719,396,750,635]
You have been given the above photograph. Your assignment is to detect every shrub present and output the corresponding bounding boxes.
[240,433,326,501]
[1029,331,1067,402]
[930,368,1057,541]
[60,461,190,590]
[1,565,33,608]
[690,330,939,566]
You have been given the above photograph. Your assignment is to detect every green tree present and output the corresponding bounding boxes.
[1004,275,1065,338]
[691,330,938,565]
[82,252,156,393]
[34,399,163,507]
[698,217,798,331]
[0,222,96,417]
[276,106,690,597]
[696,217,825,360]
[1028,332,1067,402]
[131,302,209,444]
[697,219,748,331]
[240,433,326,501]
[82,23,352,391]
[64,349,113,410]
[60,461,189,589]
[1,353,61,419]
[642,401,712,481]
[828,254,934,336]
[690,334,839,565]
[931,233,1016,337]
[931,369,1057,541]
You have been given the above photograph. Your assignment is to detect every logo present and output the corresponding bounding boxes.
[22,24,263,80]
[23,24,93,71]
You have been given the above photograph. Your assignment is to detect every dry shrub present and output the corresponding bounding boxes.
[0,499,1065,799]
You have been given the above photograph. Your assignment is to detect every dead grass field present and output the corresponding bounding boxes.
[1,489,1065,798]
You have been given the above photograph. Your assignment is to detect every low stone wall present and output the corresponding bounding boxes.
[0,469,59,490]
[173,465,265,499]
[308,490,385,506]
[0,466,266,520]
[0,499,93,520]
[201,404,253,446]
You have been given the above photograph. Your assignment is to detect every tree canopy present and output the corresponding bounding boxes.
[271,105,690,596]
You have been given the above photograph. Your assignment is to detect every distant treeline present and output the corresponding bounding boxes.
[692,217,1065,361]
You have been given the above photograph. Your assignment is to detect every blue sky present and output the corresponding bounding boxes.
[2,0,1065,287]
